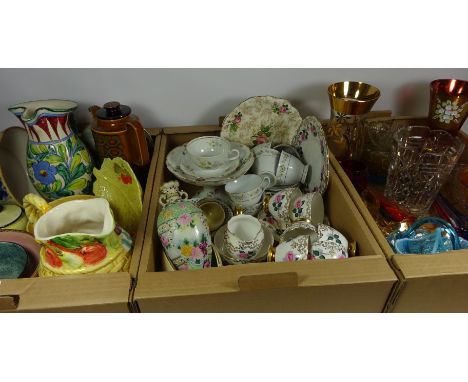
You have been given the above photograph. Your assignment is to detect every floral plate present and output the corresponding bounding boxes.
[221,96,302,147]
[291,116,329,194]
[166,141,254,186]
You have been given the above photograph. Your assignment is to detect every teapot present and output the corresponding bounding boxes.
[89,101,150,167]
[23,193,133,276]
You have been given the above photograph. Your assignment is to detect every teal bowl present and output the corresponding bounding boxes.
[0,241,28,279]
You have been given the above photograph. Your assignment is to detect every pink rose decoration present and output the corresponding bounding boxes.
[191,246,204,259]
[256,136,267,144]
[199,241,208,255]
[295,199,303,208]
[178,213,192,225]
[279,106,287,113]
[234,116,241,124]
[160,235,170,248]
[285,251,295,262]
[275,194,283,203]
[238,252,249,259]
[203,260,211,268]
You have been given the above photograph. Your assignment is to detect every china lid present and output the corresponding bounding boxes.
[95,101,131,120]
[0,204,23,228]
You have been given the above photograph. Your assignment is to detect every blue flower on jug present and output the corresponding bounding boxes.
[32,161,57,185]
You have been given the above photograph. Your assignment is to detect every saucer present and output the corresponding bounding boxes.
[166,141,254,186]
[181,155,239,178]
[291,116,329,194]
[214,223,274,265]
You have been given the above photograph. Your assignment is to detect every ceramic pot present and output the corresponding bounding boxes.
[89,102,150,167]
[31,196,133,276]
[157,181,212,270]
[9,100,94,201]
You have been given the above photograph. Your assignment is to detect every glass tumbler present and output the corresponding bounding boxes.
[384,126,465,216]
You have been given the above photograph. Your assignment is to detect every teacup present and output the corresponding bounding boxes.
[225,174,270,207]
[234,199,263,216]
[275,151,311,186]
[280,221,317,243]
[272,144,301,158]
[252,142,272,157]
[186,136,240,170]
[316,223,349,254]
[290,192,324,225]
[270,235,309,262]
[310,241,348,260]
[224,215,264,261]
[266,186,302,230]
[251,148,280,187]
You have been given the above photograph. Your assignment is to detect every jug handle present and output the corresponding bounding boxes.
[88,105,100,118]
[126,118,150,166]
[23,194,50,228]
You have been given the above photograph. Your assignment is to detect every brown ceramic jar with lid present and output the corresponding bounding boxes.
[89,101,150,167]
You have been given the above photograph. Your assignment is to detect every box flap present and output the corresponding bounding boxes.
[0,273,131,312]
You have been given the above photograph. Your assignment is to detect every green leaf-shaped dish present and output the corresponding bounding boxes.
[93,158,142,237]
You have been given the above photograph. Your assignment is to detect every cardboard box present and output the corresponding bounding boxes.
[0,130,162,312]
[330,118,468,312]
[133,125,397,312]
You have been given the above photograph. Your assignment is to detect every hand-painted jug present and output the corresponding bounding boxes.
[8,100,94,201]
[24,193,133,276]
[89,101,150,167]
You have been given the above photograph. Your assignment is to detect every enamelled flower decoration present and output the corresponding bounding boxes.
[32,161,57,185]
[433,99,467,124]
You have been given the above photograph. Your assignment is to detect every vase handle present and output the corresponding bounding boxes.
[23,193,50,230]
[126,118,150,166]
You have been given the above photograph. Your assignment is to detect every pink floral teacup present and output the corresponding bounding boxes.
[309,241,348,260]
[267,187,302,230]
[224,215,264,262]
[271,235,309,262]
[290,192,324,225]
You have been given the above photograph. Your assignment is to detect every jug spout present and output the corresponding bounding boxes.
[9,99,78,123]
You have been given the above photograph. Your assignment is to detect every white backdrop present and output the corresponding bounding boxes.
[1,68,467,131]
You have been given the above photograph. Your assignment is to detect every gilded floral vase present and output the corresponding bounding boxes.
[8,100,94,201]
[157,181,212,270]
